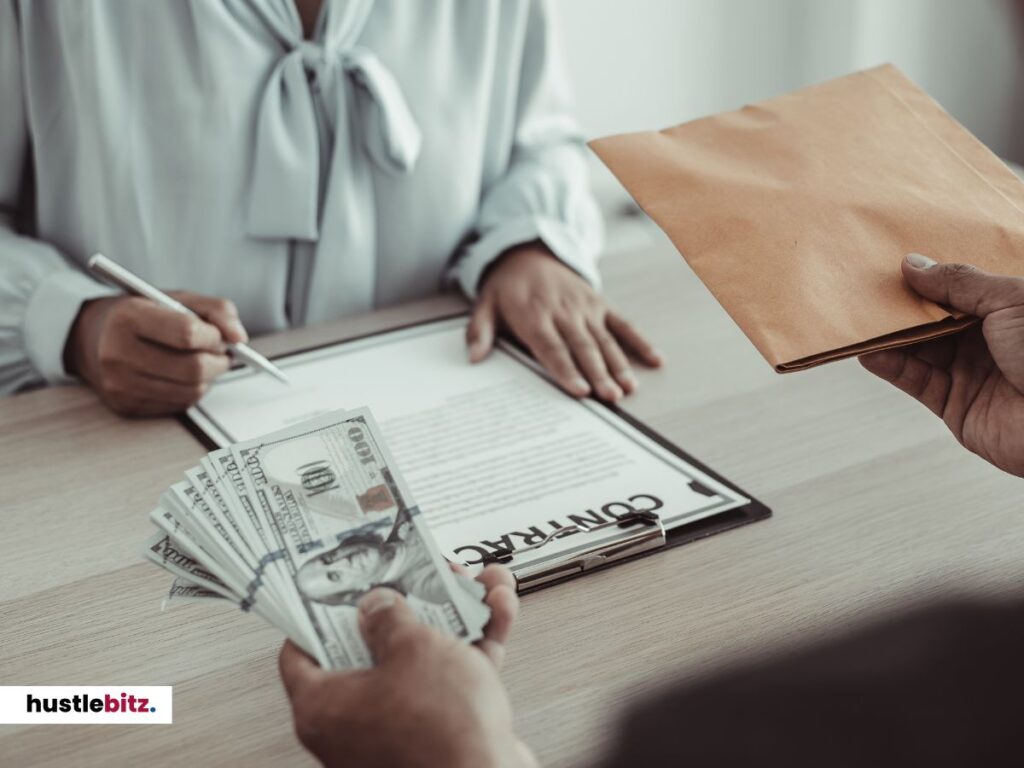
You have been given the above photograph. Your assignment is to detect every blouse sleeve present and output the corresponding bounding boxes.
[0,0,111,394]
[450,0,604,298]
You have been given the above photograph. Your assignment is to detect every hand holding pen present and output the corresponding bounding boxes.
[64,254,288,417]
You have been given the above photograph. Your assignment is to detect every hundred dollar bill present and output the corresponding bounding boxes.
[230,408,486,668]
[142,407,491,669]
[165,577,225,604]
[176,468,307,639]
[160,577,232,612]
[145,531,237,602]
[191,459,297,610]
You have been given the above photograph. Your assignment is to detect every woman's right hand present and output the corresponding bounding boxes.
[63,291,248,416]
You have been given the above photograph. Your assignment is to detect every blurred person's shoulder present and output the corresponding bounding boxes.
[602,596,1024,768]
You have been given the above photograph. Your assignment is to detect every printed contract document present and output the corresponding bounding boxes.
[188,318,754,573]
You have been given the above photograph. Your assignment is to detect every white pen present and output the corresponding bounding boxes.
[87,253,290,386]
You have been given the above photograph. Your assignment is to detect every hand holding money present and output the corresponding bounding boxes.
[144,408,492,668]
[279,574,536,768]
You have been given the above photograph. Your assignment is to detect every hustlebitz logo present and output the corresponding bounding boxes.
[26,691,157,715]
[0,685,172,724]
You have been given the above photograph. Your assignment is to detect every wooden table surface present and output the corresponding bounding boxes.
[3,232,1023,767]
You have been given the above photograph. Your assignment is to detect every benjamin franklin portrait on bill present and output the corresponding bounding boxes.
[295,508,447,607]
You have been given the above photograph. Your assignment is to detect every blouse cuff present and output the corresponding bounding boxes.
[23,269,114,384]
[452,214,602,299]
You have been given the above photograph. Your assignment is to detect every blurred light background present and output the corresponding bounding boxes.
[558,0,1022,223]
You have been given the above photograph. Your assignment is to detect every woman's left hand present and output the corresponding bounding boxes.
[467,244,663,402]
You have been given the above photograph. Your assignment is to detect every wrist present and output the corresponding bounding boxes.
[63,297,110,383]
[480,241,555,289]
[442,728,536,768]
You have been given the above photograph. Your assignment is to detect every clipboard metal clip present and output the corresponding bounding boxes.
[480,510,667,592]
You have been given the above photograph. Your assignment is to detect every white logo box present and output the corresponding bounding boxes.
[0,686,173,724]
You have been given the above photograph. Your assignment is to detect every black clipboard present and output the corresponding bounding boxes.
[182,313,771,594]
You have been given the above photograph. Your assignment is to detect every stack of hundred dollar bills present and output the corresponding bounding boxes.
[143,408,489,669]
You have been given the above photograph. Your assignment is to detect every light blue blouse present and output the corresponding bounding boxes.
[0,0,602,394]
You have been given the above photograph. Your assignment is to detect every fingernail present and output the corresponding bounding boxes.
[358,589,395,615]
[232,321,249,342]
[603,383,624,402]
[906,253,936,270]
[468,340,485,361]
[572,377,590,395]
[619,372,638,392]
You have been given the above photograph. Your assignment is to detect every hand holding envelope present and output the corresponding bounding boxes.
[861,254,1024,477]
[590,65,1024,372]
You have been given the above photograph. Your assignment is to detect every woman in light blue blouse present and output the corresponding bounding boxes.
[0,0,660,415]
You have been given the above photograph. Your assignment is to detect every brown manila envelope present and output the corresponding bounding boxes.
[590,64,1024,372]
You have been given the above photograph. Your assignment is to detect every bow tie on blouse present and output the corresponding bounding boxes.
[245,1,421,241]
